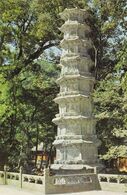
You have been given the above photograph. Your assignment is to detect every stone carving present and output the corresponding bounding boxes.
[59,78,94,96]
[54,175,91,185]
[52,8,100,171]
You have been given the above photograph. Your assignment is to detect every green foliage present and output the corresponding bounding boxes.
[0,59,59,168]
[102,145,127,160]
[94,40,127,160]
[0,74,10,117]
[89,0,127,80]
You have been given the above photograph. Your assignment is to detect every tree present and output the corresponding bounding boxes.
[89,0,127,80]
[0,58,59,169]
[0,0,88,77]
[93,40,127,161]
[0,0,65,168]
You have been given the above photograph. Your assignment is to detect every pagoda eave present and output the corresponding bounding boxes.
[59,8,89,21]
[60,21,91,32]
[56,75,95,84]
[52,115,96,124]
[60,38,92,48]
[54,94,91,103]
[60,56,94,67]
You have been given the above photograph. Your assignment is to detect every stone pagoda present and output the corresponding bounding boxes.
[51,8,100,174]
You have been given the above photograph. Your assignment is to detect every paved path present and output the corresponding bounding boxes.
[0,185,126,195]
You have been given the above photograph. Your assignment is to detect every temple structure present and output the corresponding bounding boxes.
[52,8,100,174]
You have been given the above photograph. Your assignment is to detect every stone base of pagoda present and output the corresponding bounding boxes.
[44,168,101,194]
[48,164,101,194]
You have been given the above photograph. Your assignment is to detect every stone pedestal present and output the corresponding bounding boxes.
[51,8,101,175]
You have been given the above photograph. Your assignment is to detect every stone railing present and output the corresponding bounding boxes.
[0,168,98,193]
[21,173,44,191]
[0,167,45,192]
[98,174,127,193]
[1,167,127,193]
[0,170,5,184]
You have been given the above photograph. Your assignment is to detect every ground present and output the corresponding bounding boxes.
[0,185,125,195]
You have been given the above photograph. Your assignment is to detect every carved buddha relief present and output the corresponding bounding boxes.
[68,81,78,92]
[60,83,66,93]
[59,102,67,115]
[58,125,67,135]
[66,146,80,161]
[56,148,64,161]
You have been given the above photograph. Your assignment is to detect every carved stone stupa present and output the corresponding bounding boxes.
[52,8,100,173]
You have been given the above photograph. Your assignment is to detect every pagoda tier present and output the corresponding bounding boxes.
[59,8,89,22]
[57,76,94,96]
[60,56,94,76]
[51,8,100,171]
[54,95,93,117]
[61,38,92,58]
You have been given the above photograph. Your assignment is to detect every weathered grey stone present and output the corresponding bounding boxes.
[52,8,101,173]
[50,8,102,193]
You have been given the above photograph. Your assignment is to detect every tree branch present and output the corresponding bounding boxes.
[24,15,33,33]
[24,40,59,65]
[0,35,4,51]
[9,40,59,78]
